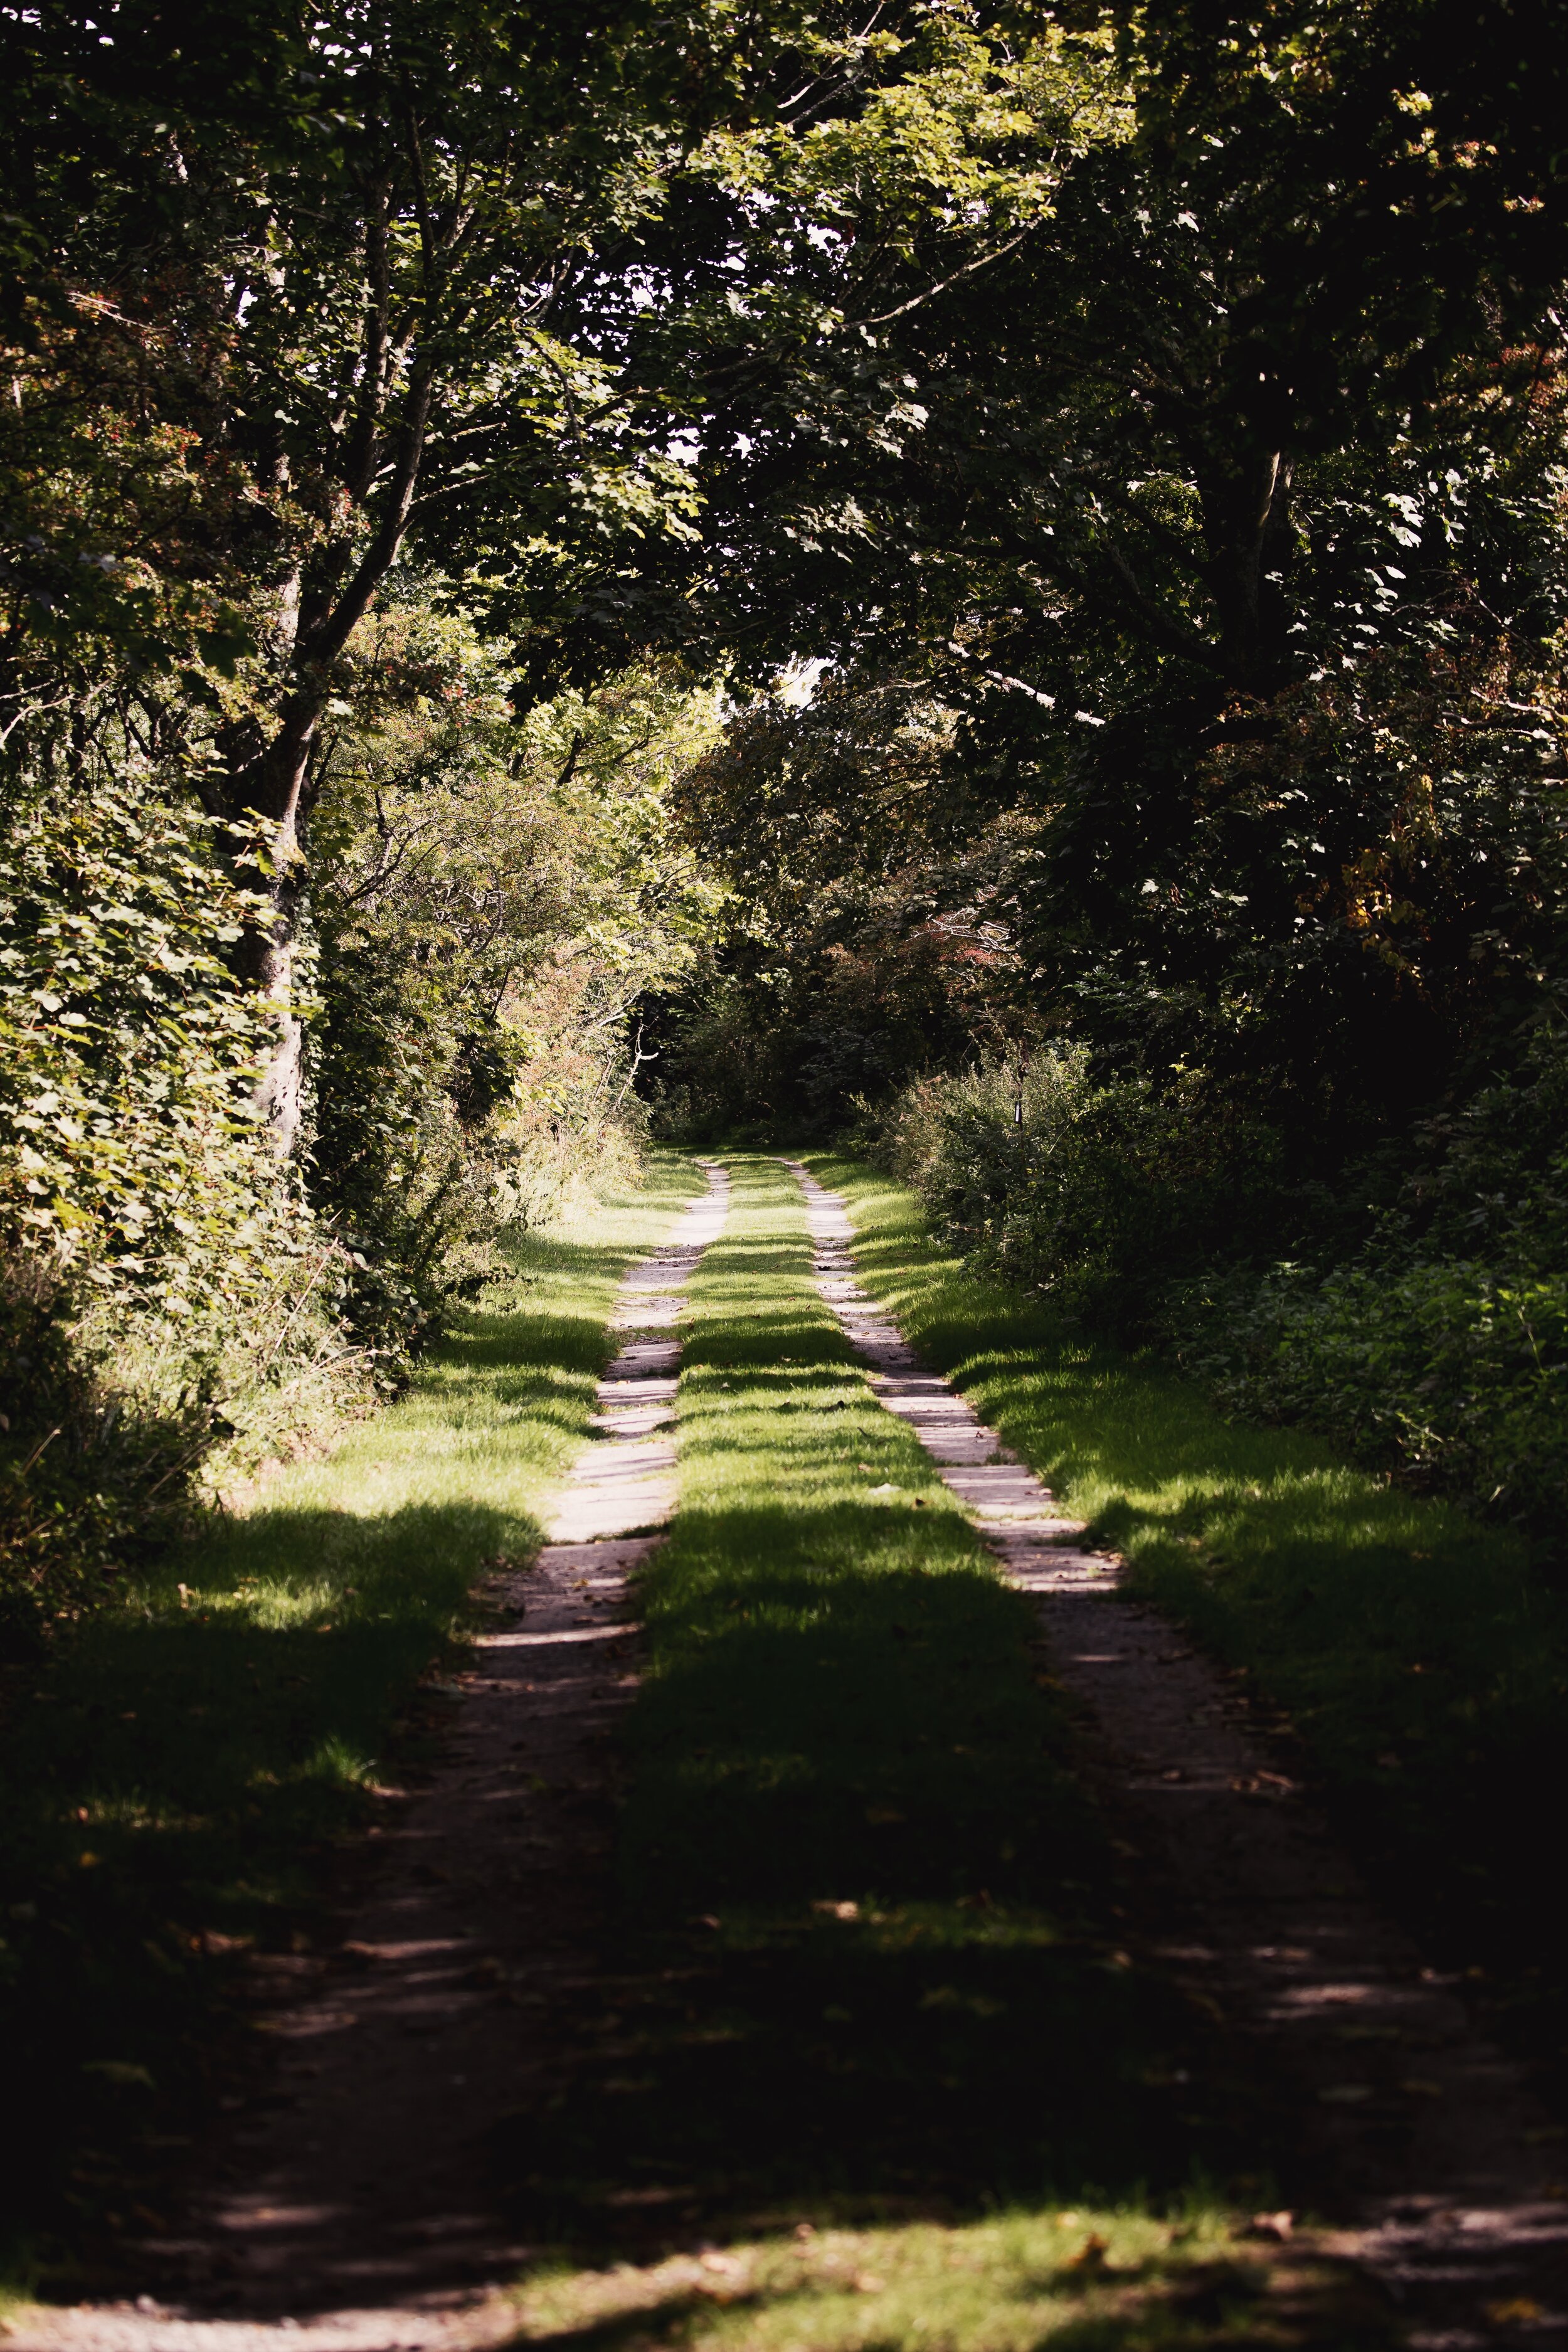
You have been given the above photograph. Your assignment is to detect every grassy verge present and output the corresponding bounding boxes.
[0,1152,703,2294]
[498,1155,1394,2351]
[509,2206,1394,2351]
[810,1152,1568,2121]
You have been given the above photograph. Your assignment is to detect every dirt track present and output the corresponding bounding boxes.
[791,1158,1568,2349]
[8,1171,729,2352]
[14,1155,1568,2351]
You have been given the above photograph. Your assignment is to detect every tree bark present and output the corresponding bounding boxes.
[229,364,435,1153]
[1199,439,1295,695]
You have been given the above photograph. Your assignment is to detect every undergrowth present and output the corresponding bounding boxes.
[866,1042,1568,1558]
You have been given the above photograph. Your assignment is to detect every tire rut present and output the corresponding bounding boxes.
[786,1157,1568,2349]
[11,1167,731,2352]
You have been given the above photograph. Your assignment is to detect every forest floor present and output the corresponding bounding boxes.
[3,1153,1567,2350]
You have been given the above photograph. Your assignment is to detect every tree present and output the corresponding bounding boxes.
[308,593,724,1283]
[665,0,1568,701]
[639,0,1568,1132]
[2,0,849,1144]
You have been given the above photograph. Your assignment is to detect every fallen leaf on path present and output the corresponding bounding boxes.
[1248,2211,1295,2241]
[1231,1771,1296,1798]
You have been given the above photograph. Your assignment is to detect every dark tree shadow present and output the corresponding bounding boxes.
[0,1228,633,2282]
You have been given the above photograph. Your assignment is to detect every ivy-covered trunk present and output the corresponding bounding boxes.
[246,832,312,1158]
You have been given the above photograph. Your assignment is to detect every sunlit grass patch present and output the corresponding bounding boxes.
[0,1151,704,2281]
[509,2205,1392,2349]
[809,1152,1568,2118]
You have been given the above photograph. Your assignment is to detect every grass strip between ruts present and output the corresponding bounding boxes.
[808,1150,1568,2126]
[0,1151,706,2297]
[497,1154,1397,2352]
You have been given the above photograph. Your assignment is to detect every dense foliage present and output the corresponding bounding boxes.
[0,620,714,1635]
[6,0,1568,1616]
[0,0,754,1633]
[646,674,1029,1135]
[634,0,1568,1548]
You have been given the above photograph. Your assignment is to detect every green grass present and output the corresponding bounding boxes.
[810,1152,1568,2118]
[507,2203,1395,2351]
[502,1162,1232,2211]
[497,1156,1394,2349]
[0,1151,704,2290]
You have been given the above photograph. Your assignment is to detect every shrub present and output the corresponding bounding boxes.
[873,1052,1286,1338]
[1181,1253,1568,1545]
[0,760,380,1640]
[876,1031,1568,1554]
[1177,1032,1568,1550]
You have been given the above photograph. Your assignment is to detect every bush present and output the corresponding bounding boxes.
[874,1031,1568,1554]
[0,759,381,1641]
[873,1051,1286,1338]
[1181,1253,1568,1544]
[1177,1032,1568,1550]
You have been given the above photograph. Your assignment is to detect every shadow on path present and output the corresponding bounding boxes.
[0,1246,621,2289]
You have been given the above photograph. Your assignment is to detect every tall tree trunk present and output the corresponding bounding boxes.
[229,367,434,1151]
[228,701,320,1157]
[1200,438,1295,695]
